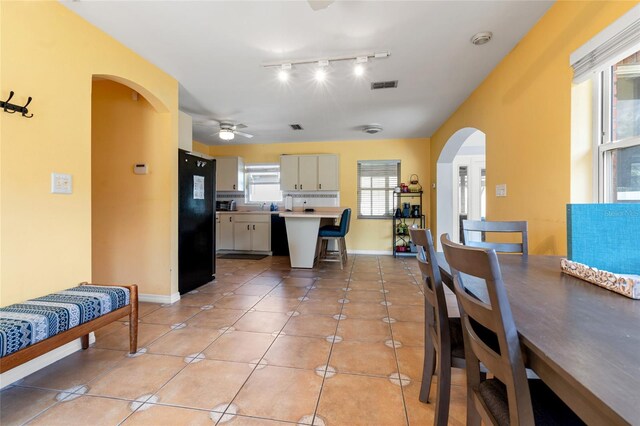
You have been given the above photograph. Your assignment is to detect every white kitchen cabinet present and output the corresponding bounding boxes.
[218,213,234,250]
[215,214,220,249]
[280,154,338,191]
[232,214,271,251]
[317,155,339,190]
[215,157,245,191]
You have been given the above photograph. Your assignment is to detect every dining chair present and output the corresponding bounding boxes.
[462,220,528,255]
[317,208,351,269]
[440,234,584,426]
[409,228,466,426]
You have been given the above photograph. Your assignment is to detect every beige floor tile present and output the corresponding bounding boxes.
[122,404,213,425]
[28,395,131,426]
[186,308,245,329]
[267,286,308,298]
[330,340,398,377]
[313,278,349,288]
[221,415,292,425]
[253,296,301,313]
[282,314,338,338]
[316,373,406,426]
[264,335,331,370]
[337,318,392,343]
[385,291,425,307]
[350,272,382,282]
[387,305,424,322]
[146,326,221,356]
[347,280,384,291]
[396,345,426,382]
[391,321,424,347]
[246,276,284,286]
[0,386,58,426]
[86,353,184,399]
[20,348,127,391]
[279,277,316,287]
[204,331,275,363]
[403,381,467,426]
[215,295,263,310]
[138,302,163,316]
[94,321,127,338]
[94,323,170,351]
[198,282,242,294]
[345,289,386,304]
[306,288,346,300]
[155,359,252,410]
[234,284,277,297]
[296,299,342,316]
[233,366,322,423]
[233,311,291,334]
[340,301,388,320]
[175,292,225,307]
[141,305,202,325]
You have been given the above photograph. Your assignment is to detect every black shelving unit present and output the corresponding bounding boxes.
[392,192,425,257]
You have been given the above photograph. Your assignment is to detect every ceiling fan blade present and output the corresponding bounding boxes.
[235,123,248,129]
[234,131,254,139]
[308,0,334,11]
[210,131,221,136]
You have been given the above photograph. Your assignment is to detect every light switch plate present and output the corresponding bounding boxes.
[51,173,72,194]
[496,184,507,197]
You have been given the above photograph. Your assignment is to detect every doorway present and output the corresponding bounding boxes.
[436,128,486,245]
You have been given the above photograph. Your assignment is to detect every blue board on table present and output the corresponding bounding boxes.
[567,203,640,275]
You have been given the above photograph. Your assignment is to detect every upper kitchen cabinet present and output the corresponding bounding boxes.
[215,157,245,191]
[280,154,339,191]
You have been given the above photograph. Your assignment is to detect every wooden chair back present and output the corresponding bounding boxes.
[409,228,450,353]
[440,233,534,425]
[462,220,528,255]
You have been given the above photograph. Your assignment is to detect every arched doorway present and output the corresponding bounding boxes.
[437,128,486,244]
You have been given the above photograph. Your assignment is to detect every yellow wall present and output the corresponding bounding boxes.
[192,141,210,156]
[0,2,179,305]
[208,139,430,252]
[429,1,636,255]
[92,80,174,297]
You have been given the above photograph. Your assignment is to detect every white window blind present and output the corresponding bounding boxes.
[245,163,282,203]
[570,5,640,83]
[357,160,400,219]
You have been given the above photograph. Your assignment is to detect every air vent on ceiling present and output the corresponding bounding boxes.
[290,124,304,130]
[371,80,398,90]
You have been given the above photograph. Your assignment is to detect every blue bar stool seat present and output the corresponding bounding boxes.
[317,208,351,269]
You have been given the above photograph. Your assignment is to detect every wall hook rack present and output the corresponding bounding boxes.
[1,91,34,118]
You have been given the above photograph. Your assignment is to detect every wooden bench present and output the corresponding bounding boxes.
[0,283,138,373]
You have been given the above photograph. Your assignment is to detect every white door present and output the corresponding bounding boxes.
[298,156,318,191]
[251,223,271,251]
[317,155,339,190]
[233,222,252,251]
[280,155,299,191]
[452,155,486,243]
[216,158,238,191]
[218,214,234,250]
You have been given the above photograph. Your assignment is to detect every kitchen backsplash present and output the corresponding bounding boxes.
[217,191,340,209]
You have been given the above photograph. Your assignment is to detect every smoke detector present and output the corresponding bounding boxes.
[471,31,493,46]
[362,125,383,135]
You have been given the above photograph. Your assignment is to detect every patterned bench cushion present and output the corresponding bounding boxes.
[0,285,130,358]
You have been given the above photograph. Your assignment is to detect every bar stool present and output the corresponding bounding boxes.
[317,208,351,269]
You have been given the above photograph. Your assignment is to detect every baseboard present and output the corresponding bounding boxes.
[138,292,180,304]
[347,249,394,255]
[0,333,96,389]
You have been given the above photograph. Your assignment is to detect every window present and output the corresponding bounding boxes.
[599,50,640,202]
[357,160,400,218]
[245,163,282,203]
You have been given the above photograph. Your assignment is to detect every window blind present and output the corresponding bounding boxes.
[357,160,400,219]
[571,7,640,83]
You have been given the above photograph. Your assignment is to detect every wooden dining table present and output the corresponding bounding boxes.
[435,253,640,426]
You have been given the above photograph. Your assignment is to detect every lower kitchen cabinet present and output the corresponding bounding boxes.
[217,213,271,252]
[218,213,235,250]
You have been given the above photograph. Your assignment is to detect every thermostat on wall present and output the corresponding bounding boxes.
[134,164,148,175]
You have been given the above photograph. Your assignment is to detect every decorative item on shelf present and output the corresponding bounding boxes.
[408,174,422,192]
[394,186,401,193]
[402,203,411,218]
[400,183,409,193]
[411,205,420,218]
[394,208,402,218]
[396,222,408,235]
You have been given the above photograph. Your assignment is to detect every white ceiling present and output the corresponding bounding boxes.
[63,1,552,145]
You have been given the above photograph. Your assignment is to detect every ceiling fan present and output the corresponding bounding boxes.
[308,0,334,11]
[195,119,254,141]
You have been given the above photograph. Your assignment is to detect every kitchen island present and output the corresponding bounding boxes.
[279,209,344,268]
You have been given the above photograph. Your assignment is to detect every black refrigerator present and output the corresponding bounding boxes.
[178,149,216,294]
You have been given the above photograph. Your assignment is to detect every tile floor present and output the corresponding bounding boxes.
[1,255,467,426]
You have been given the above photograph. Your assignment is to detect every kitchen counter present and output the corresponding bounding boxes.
[216,210,280,215]
[279,208,345,268]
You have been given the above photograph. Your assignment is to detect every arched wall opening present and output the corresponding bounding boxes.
[91,76,176,300]
[436,128,486,244]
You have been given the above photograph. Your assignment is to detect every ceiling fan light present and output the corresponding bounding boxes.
[219,129,235,141]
